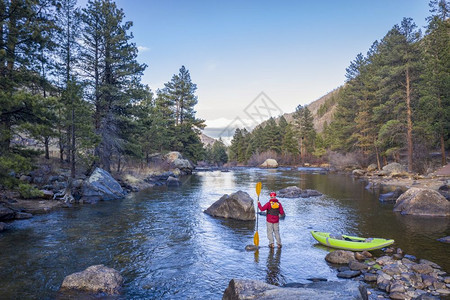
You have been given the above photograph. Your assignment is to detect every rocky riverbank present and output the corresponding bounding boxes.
[224,246,450,299]
[328,246,450,299]
[351,162,449,192]
[0,151,195,231]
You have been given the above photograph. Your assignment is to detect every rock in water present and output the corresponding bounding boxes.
[277,186,322,198]
[222,278,363,300]
[60,264,123,295]
[393,188,450,217]
[166,176,182,187]
[204,191,256,221]
[379,188,403,203]
[80,168,125,203]
[164,151,194,174]
[325,250,355,264]
[437,236,450,243]
[260,159,278,168]
[245,245,259,251]
[277,186,303,198]
[0,204,15,221]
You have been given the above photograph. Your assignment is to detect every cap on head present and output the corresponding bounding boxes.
[270,192,276,197]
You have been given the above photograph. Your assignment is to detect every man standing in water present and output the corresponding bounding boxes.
[258,192,285,248]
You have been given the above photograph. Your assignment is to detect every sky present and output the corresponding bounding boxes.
[80,0,431,142]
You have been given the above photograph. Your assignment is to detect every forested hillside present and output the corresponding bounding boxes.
[0,0,205,193]
[269,88,341,134]
[229,2,450,172]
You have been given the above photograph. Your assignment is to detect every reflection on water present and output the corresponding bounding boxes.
[0,168,448,299]
[266,248,284,286]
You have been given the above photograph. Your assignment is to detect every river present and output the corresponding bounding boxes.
[0,168,449,299]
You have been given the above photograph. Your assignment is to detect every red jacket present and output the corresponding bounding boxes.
[258,198,284,223]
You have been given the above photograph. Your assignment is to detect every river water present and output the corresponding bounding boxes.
[0,168,449,299]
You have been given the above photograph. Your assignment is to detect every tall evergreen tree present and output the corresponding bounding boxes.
[228,128,249,163]
[261,118,281,153]
[281,123,299,156]
[419,1,450,165]
[163,66,204,127]
[54,0,85,176]
[375,18,421,172]
[293,105,316,162]
[0,0,54,154]
[207,138,228,166]
[81,0,146,172]
[0,0,56,187]
[160,66,205,162]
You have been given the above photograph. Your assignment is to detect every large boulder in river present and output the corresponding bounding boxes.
[60,264,123,295]
[379,188,403,203]
[204,191,256,221]
[0,203,15,221]
[165,151,194,174]
[438,185,450,200]
[393,188,450,217]
[437,236,450,243]
[222,278,363,300]
[260,159,278,168]
[367,163,378,172]
[380,162,407,176]
[277,186,322,198]
[325,250,356,264]
[80,168,125,203]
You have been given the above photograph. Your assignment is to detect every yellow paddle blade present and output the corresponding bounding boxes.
[256,182,262,196]
[254,231,259,246]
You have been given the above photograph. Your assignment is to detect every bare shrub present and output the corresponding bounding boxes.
[196,161,209,168]
[412,142,433,174]
[277,153,301,165]
[305,155,328,166]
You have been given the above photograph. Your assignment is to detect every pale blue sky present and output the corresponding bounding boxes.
[81,0,431,139]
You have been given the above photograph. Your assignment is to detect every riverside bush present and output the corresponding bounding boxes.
[18,184,44,199]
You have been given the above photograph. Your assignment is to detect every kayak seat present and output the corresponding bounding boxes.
[343,236,365,242]
[329,234,343,240]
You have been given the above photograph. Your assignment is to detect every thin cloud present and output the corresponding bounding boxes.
[137,46,150,53]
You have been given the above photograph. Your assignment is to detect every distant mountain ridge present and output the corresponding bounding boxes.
[199,133,216,146]
[260,87,341,133]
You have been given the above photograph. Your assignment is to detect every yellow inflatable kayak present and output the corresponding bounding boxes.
[311,230,394,251]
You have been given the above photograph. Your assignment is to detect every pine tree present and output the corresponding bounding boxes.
[163,66,204,127]
[326,85,359,152]
[375,18,422,172]
[210,138,228,166]
[0,0,56,187]
[228,128,249,163]
[81,0,146,172]
[293,105,316,162]
[261,118,281,153]
[54,0,86,176]
[0,1,55,153]
[345,47,381,163]
[278,115,288,137]
[160,66,205,161]
[419,1,450,165]
[281,124,299,156]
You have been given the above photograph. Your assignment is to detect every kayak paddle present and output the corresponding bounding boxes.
[254,182,262,247]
